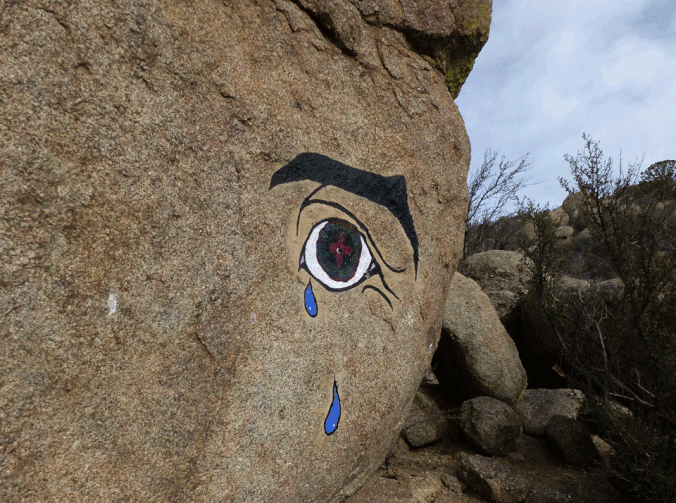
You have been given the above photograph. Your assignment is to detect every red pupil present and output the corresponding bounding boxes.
[328,233,353,268]
[316,220,362,282]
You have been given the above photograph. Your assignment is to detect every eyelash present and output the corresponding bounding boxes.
[299,218,381,292]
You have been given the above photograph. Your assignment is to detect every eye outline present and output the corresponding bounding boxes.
[299,218,381,292]
[294,186,404,306]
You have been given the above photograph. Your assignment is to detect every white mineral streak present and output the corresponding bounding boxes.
[108,293,117,315]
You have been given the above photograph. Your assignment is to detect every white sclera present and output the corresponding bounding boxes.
[304,220,373,290]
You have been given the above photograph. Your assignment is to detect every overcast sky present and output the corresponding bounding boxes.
[456,0,676,209]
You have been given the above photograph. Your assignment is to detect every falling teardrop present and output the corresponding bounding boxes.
[324,378,341,436]
[305,280,317,317]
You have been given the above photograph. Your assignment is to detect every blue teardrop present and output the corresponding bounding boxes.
[305,280,317,317]
[324,379,341,435]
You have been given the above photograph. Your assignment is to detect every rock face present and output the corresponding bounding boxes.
[437,273,527,406]
[516,389,586,437]
[297,0,493,99]
[460,396,522,456]
[0,1,490,502]
[458,250,531,329]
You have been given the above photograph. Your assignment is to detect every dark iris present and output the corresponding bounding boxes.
[316,220,362,281]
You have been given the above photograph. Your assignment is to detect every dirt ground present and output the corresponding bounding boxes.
[345,422,623,503]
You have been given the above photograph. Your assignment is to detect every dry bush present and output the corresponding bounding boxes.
[464,149,530,258]
[521,135,676,502]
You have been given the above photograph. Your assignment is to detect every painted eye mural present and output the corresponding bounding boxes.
[269,152,419,437]
[300,218,378,292]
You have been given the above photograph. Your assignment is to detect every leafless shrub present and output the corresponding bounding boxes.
[464,149,531,258]
[521,134,676,501]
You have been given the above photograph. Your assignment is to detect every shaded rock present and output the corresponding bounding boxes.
[458,454,533,503]
[402,392,449,448]
[331,0,494,99]
[0,1,487,501]
[572,227,592,244]
[422,370,440,385]
[597,278,624,298]
[458,250,531,329]
[607,399,633,424]
[558,276,623,298]
[554,225,574,249]
[436,273,527,406]
[546,416,601,467]
[562,194,587,232]
[460,396,522,456]
[557,276,585,293]
[516,389,585,437]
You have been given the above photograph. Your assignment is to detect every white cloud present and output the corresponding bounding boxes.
[539,86,581,120]
[554,30,580,64]
[456,0,676,206]
[601,38,668,89]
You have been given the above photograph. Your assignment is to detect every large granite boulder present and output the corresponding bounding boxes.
[458,250,531,329]
[436,273,527,406]
[0,1,490,502]
[549,206,569,227]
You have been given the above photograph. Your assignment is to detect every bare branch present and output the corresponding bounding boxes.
[465,149,532,259]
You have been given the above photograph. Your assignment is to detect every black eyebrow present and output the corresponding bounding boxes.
[269,152,419,276]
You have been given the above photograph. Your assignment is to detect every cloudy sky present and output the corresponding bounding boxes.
[456,0,676,209]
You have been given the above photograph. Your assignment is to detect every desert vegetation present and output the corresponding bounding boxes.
[466,135,676,501]
[464,148,531,258]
